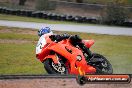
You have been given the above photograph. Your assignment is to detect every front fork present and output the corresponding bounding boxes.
[84,48,92,58]
[77,42,93,60]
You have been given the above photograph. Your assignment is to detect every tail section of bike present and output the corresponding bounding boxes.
[82,39,95,48]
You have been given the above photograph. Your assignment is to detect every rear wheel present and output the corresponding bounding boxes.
[89,53,113,74]
[44,59,68,74]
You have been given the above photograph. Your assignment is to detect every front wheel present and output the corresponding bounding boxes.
[89,53,113,74]
[44,59,68,74]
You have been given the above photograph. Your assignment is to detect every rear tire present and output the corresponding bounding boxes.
[44,59,68,74]
[89,53,113,74]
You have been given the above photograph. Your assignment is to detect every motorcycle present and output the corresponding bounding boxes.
[36,35,113,75]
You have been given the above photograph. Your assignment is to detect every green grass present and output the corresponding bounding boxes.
[84,0,111,4]
[0,26,45,75]
[128,0,132,4]
[0,14,92,25]
[0,43,45,75]
[0,26,132,74]
[0,33,37,40]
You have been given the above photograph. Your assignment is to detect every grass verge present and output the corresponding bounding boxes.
[0,14,93,25]
[0,26,132,74]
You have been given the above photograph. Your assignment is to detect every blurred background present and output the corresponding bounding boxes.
[0,0,132,26]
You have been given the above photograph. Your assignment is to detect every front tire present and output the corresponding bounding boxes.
[89,53,113,74]
[44,59,68,74]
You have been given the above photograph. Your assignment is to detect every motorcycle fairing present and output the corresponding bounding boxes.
[41,40,96,74]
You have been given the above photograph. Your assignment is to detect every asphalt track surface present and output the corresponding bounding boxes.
[0,75,132,88]
[0,20,132,36]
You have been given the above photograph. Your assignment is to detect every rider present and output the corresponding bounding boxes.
[36,27,92,60]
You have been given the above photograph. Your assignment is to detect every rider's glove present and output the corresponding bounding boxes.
[70,35,82,43]
[49,35,56,41]
[49,34,70,42]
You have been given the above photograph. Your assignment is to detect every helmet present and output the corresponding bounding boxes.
[38,27,53,37]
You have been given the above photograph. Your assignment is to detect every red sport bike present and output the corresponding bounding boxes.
[36,35,113,75]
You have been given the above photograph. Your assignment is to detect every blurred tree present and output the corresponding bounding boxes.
[101,1,129,25]
[35,0,56,10]
[19,0,27,5]
[113,0,128,5]
[76,0,83,3]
